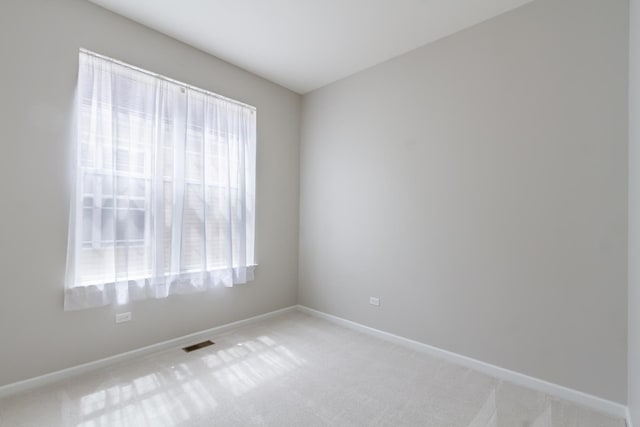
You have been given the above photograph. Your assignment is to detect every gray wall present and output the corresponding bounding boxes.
[629,0,640,421]
[299,0,628,403]
[0,0,300,387]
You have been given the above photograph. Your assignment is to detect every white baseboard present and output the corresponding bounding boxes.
[0,305,297,399]
[296,305,628,421]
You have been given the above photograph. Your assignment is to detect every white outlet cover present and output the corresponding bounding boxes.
[369,297,380,306]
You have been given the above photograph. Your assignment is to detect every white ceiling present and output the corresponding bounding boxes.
[87,0,534,94]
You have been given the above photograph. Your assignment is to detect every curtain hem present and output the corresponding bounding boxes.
[63,265,256,311]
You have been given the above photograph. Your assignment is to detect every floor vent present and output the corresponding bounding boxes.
[182,340,215,353]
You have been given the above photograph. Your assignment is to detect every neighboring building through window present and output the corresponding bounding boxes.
[65,50,256,310]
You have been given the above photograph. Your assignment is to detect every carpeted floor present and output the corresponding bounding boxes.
[0,311,625,426]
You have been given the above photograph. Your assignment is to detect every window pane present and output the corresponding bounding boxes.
[102,208,114,242]
[81,207,92,244]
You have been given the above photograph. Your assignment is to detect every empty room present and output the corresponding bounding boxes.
[1,0,639,425]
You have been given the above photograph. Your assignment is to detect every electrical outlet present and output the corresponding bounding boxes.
[115,312,132,323]
[369,297,380,306]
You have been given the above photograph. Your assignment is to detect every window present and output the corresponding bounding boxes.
[65,50,256,310]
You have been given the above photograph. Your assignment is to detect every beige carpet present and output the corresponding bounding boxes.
[0,311,625,426]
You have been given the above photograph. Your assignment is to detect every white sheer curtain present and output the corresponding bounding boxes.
[65,50,256,311]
